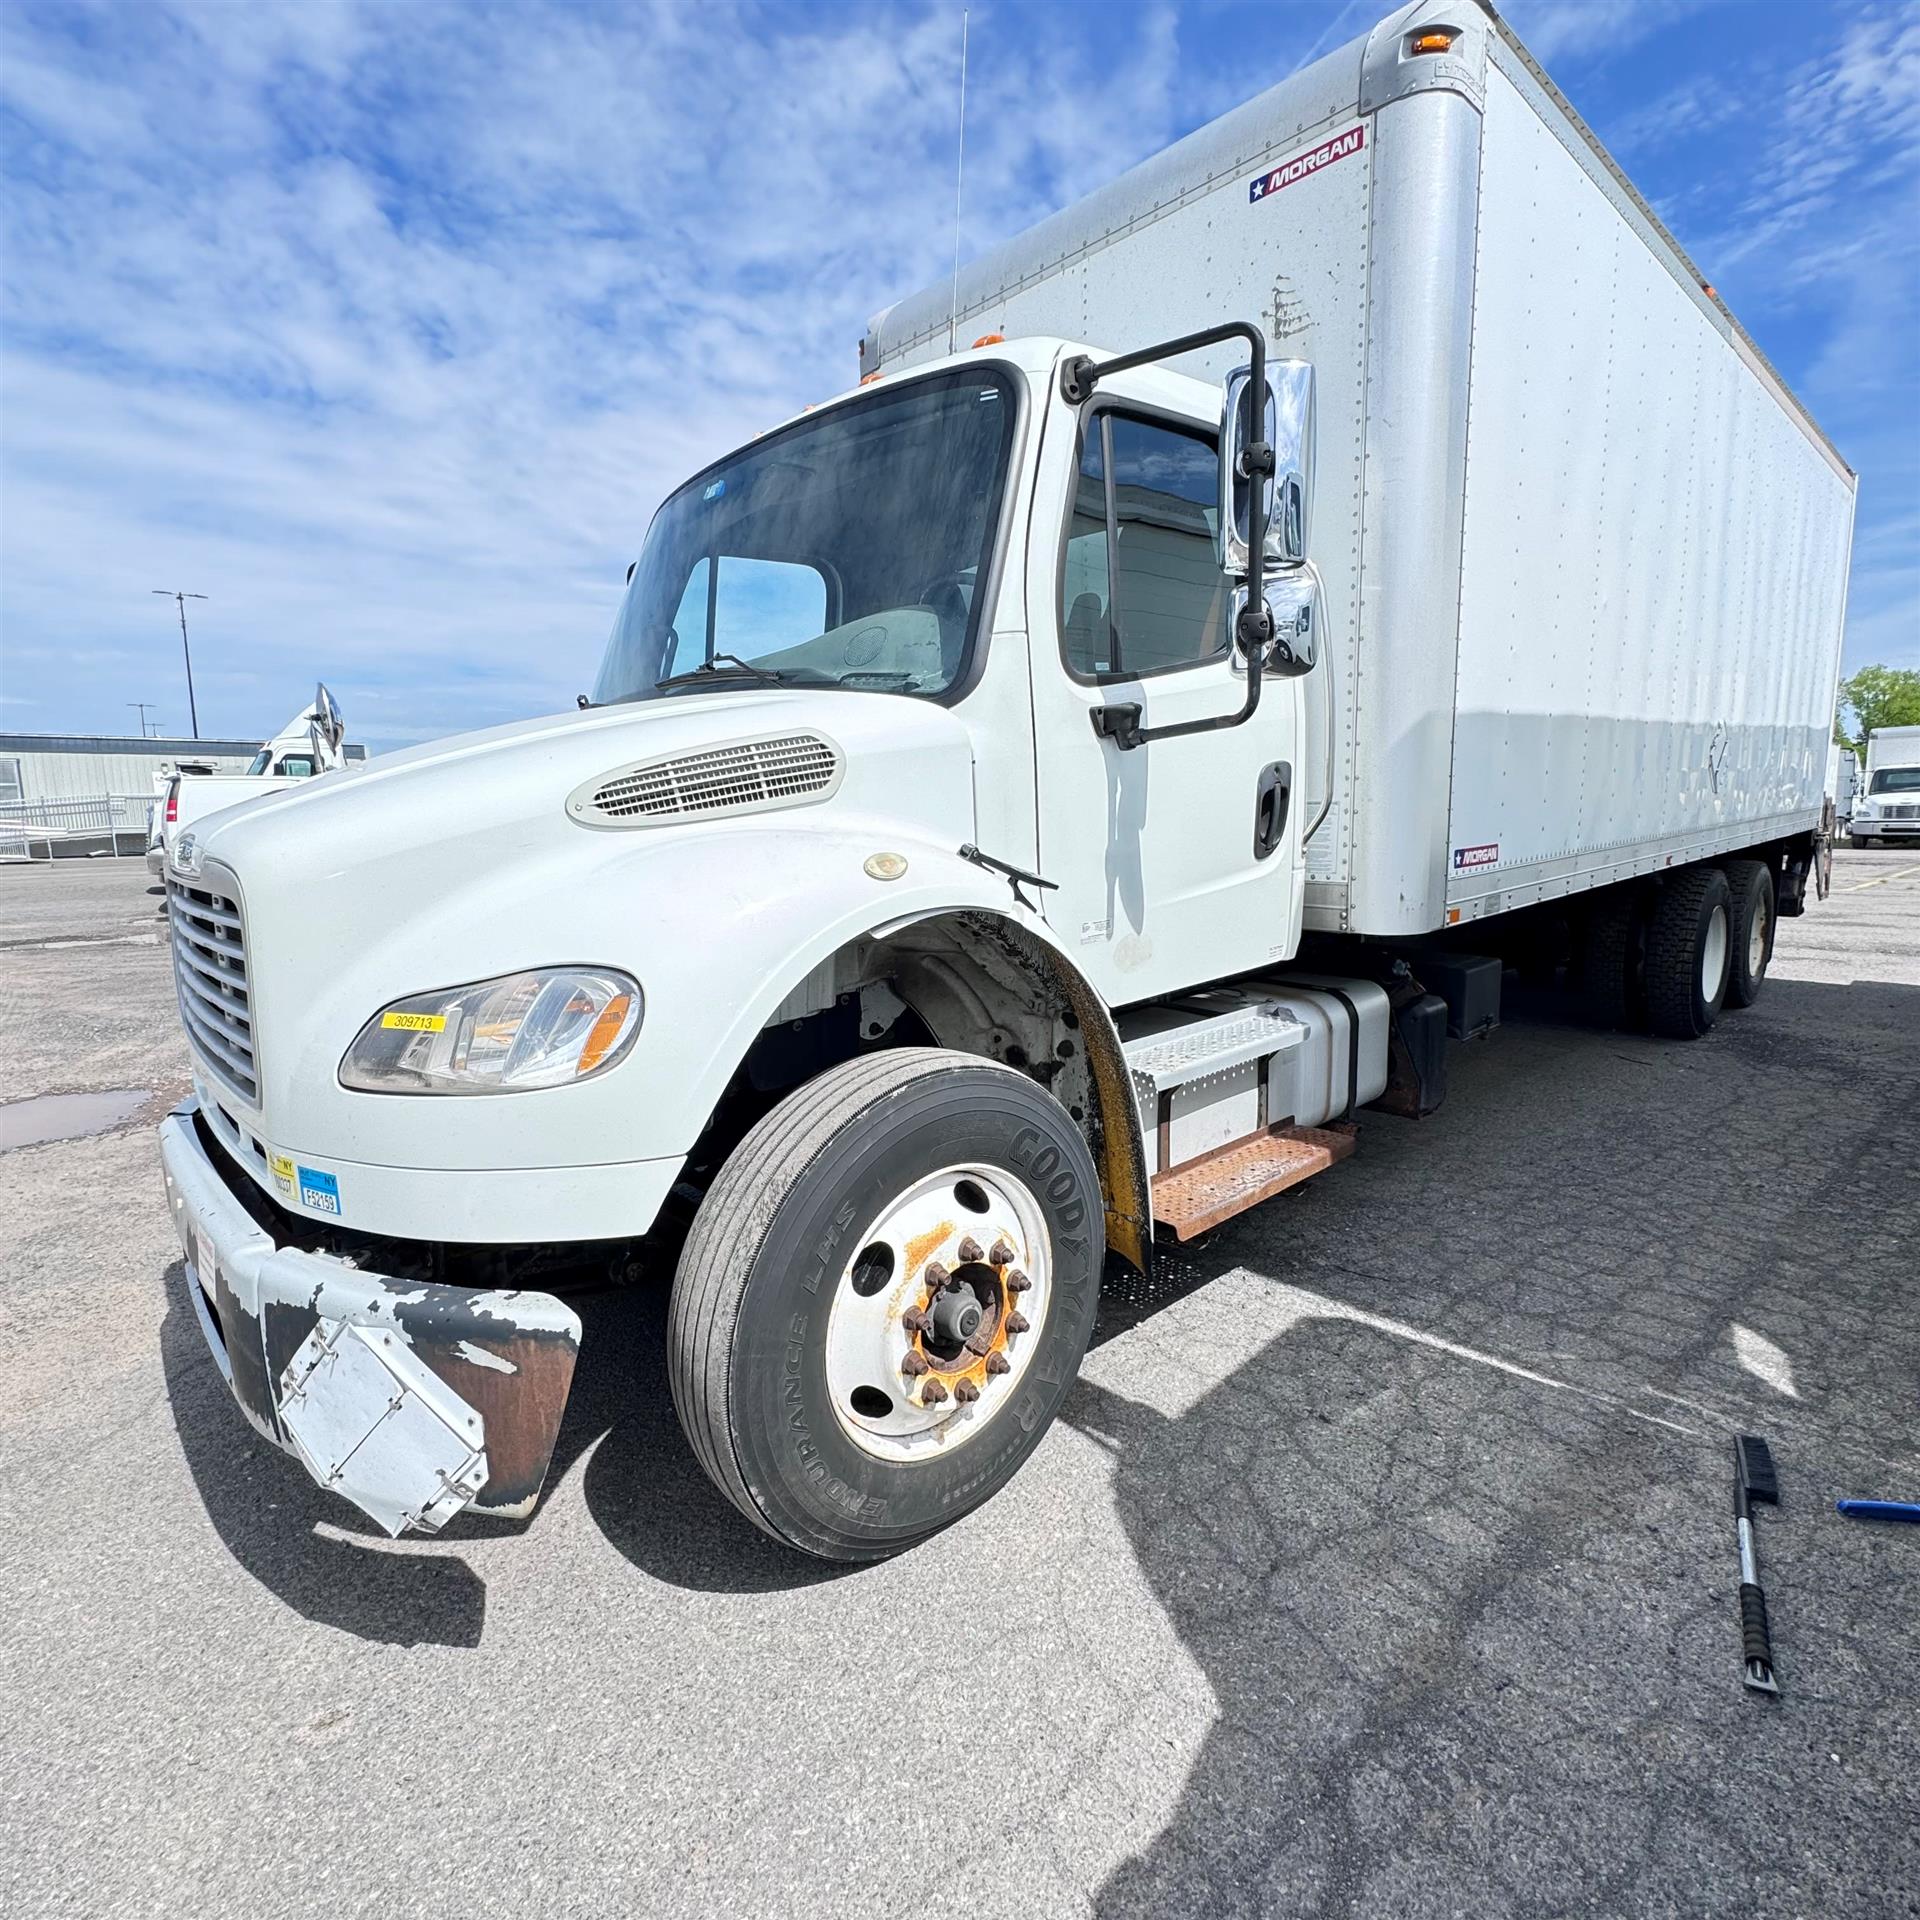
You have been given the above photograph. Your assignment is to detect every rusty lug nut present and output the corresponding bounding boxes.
[1006,1269,1032,1294]
[956,1236,984,1265]
[1006,1310,1031,1335]
[964,1330,992,1357]
[923,1261,950,1292]
[989,1239,1016,1267]
[901,1350,931,1377]
[921,1377,949,1406]
[901,1306,930,1334]
[953,1379,981,1405]
[985,1351,1011,1376]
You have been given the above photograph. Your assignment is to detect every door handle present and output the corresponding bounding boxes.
[1254,761,1292,861]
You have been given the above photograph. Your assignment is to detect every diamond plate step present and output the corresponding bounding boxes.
[1151,1123,1357,1240]
[1120,1002,1305,1096]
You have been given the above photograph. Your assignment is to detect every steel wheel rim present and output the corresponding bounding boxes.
[1747,894,1769,976]
[824,1163,1052,1463]
[1702,902,1730,1000]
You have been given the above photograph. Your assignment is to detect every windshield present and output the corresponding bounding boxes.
[594,367,1018,705]
[246,749,271,776]
[1869,766,1920,794]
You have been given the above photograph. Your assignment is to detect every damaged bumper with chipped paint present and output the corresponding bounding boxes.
[158,1101,582,1535]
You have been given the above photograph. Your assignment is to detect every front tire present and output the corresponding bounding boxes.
[1723,859,1775,1010]
[668,1048,1104,1561]
[1645,866,1733,1039]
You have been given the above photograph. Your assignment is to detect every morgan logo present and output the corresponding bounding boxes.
[1249,124,1365,203]
[1453,843,1500,871]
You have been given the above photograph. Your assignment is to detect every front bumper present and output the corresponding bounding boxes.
[1854,819,1920,839]
[158,1102,582,1534]
[145,844,166,875]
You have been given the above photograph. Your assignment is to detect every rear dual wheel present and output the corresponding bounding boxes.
[668,1048,1103,1561]
[1645,866,1733,1039]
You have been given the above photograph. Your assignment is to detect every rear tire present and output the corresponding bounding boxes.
[668,1048,1104,1562]
[1723,859,1774,1010]
[1645,867,1733,1039]
[1580,888,1647,1030]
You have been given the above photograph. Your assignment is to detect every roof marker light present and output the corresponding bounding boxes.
[1409,29,1457,55]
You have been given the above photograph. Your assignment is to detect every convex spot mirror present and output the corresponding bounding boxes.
[1220,359,1315,574]
[1231,565,1322,679]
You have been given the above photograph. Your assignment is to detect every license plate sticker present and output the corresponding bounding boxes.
[297,1166,342,1216]
[192,1226,216,1290]
[269,1151,296,1198]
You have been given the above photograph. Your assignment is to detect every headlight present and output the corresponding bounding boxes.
[341,968,642,1094]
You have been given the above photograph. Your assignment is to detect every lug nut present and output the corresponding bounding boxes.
[985,1351,1010,1376]
[902,1306,930,1334]
[1006,1269,1032,1294]
[1006,1310,1030,1335]
[953,1379,980,1405]
[901,1350,931,1377]
[964,1330,992,1357]
[957,1236,984,1265]
[989,1239,1015,1267]
[921,1377,949,1406]
[923,1261,950,1292]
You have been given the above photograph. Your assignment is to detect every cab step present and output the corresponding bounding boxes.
[1150,1122,1357,1240]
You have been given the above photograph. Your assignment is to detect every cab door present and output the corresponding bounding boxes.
[1026,365,1301,1007]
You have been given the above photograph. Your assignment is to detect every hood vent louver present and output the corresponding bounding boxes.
[568,731,843,829]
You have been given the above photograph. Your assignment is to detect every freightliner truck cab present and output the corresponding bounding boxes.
[157,330,1398,1559]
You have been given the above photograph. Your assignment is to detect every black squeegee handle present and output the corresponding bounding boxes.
[1735,1435,1779,1695]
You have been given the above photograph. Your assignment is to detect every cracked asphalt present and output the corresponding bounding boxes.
[2,851,1916,1918]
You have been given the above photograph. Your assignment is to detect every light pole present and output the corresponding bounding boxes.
[152,590,207,737]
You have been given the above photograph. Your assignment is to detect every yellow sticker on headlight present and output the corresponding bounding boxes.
[381,1011,447,1032]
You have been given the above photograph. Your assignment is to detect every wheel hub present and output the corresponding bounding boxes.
[823,1164,1051,1462]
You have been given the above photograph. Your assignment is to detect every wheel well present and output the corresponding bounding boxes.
[698,912,1150,1272]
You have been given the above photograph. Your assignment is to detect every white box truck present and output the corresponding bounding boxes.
[156,1,1855,1559]
[1853,727,1920,846]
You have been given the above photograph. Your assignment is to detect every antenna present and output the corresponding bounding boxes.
[947,9,970,354]
[127,701,158,738]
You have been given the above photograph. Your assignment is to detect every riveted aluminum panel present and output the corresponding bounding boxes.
[1445,62,1856,920]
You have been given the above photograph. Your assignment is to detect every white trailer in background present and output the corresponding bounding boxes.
[155,2,1854,1561]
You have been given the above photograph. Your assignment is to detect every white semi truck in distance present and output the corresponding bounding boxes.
[1853,727,1920,848]
[146,685,350,876]
[156,1,1855,1560]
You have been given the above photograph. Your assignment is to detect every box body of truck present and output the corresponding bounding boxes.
[864,1,1857,939]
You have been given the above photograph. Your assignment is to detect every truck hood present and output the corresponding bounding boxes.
[178,688,983,1168]
[194,688,976,879]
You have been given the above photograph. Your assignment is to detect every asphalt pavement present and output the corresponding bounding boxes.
[2,850,1916,1918]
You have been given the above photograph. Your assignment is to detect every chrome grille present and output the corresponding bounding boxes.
[573,733,841,827]
[168,877,257,1103]
[1882,803,1918,821]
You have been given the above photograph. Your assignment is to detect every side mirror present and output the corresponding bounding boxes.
[1231,566,1321,679]
[1219,359,1315,574]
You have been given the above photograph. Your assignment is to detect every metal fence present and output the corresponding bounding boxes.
[0,793,154,862]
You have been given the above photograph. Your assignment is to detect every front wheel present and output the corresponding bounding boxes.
[668,1048,1104,1561]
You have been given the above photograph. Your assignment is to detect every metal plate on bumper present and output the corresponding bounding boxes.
[279,1318,489,1537]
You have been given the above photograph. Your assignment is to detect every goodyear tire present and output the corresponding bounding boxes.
[1645,866,1733,1040]
[668,1048,1104,1562]
[1722,858,1775,1010]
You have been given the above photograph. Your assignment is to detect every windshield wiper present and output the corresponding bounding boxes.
[656,652,794,691]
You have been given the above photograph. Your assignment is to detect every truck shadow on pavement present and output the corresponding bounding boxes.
[158,1264,490,1648]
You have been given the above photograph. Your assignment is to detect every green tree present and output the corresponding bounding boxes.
[1836,665,1920,758]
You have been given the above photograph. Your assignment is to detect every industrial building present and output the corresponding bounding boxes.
[0,730,366,859]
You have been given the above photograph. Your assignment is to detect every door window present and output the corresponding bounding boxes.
[1061,412,1226,679]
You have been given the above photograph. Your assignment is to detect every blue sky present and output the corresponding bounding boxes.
[1,0,1914,749]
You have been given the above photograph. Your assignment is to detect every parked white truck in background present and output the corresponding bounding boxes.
[146,685,348,875]
[1852,727,1920,848]
[156,2,1855,1560]
[1828,743,1862,840]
